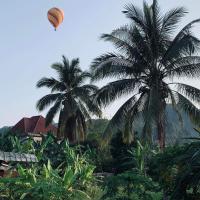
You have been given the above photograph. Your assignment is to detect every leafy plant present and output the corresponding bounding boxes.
[102,171,162,200]
[127,140,157,175]
[0,162,94,200]
[110,131,136,173]
[147,142,200,199]
[0,141,99,200]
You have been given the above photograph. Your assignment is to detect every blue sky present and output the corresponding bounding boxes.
[1,0,200,127]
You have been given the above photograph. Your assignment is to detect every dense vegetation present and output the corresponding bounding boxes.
[1,131,200,199]
[1,0,200,199]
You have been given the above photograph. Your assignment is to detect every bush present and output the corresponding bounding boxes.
[110,132,136,173]
[102,170,162,200]
[0,142,101,200]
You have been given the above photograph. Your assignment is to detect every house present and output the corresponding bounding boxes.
[11,115,57,140]
[0,151,38,177]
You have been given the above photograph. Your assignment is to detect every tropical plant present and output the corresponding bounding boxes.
[148,145,186,198]
[0,161,96,200]
[127,140,157,175]
[0,140,100,200]
[91,0,200,149]
[36,56,101,142]
[109,131,136,173]
[170,132,200,199]
[102,170,162,200]
[0,131,18,152]
[147,139,200,199]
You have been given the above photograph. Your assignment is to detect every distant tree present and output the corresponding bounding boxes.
[91,0,200,149]
[36,56,101,142]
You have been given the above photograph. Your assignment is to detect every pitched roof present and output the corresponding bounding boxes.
[12,115,57,135]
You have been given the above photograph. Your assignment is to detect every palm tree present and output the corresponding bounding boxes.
[91,0,200,149]
[36,56,101,142]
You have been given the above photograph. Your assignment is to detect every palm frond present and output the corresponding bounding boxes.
[73,72,92,86]
[176,92,200,126]
[77,94,102,118]
[123,93,149,144]
[91,53,134,81]
[62,55,70,69]
[70,58,79,68]
[93,79,138,107]
[123,116,134,144]
[165,56,200,78]
[51,63,64,76]
[36,93,62,111]
[123,3,146,32]
[45,100,62,126]
[162,19,200,64]
[73,85,98,97]
[161,7,187,36]
[51,62,67,84]
[102,94,138,145]
[36,77,59,89]
[167,87,183,126]
[101,33,134,56]
[176,83,200,104]
[51,82,66,92]
[77,101,91,121]
[152,0,161,25]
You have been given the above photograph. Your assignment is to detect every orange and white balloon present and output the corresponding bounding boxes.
[47,7,64,30]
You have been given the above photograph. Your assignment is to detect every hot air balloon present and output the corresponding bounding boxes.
[47,7,64,31]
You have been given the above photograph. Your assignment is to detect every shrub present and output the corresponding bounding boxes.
[102,170,162,200]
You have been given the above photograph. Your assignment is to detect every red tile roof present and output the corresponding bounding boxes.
[12,116,57,136]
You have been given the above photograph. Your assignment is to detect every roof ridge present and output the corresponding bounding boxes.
[31,115,43,118]
[33,116,42,133]
[23,118,27,133]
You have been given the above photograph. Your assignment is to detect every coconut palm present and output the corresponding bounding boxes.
[91,0,200,149]
[36,56,101,142]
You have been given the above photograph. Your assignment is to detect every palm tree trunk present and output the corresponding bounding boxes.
[57,110,64,139]
[58,102,71,140]
[142,123,152,146]
[157,111,165,150]
[64,116,76,142]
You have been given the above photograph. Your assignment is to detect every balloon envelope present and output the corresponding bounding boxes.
[47,7,64,30]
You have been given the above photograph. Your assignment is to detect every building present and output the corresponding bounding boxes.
[11,115,57,139]
[0,151,38,177]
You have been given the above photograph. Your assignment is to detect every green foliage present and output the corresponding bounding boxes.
[170,140,200,199]
[0,131,17,152]
[0,127,11,135]
[77,141,113,173]
[2,0,200,199]
[87,119,109,140]
[148,140,200,199]
[0,142,99,200]
[0,163,94,200]
[102,171,162,200]
[148,145,186,195]
[110,131,136,173]
[127,141,157,175]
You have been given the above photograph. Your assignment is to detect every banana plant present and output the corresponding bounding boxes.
[126,140,157,175]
